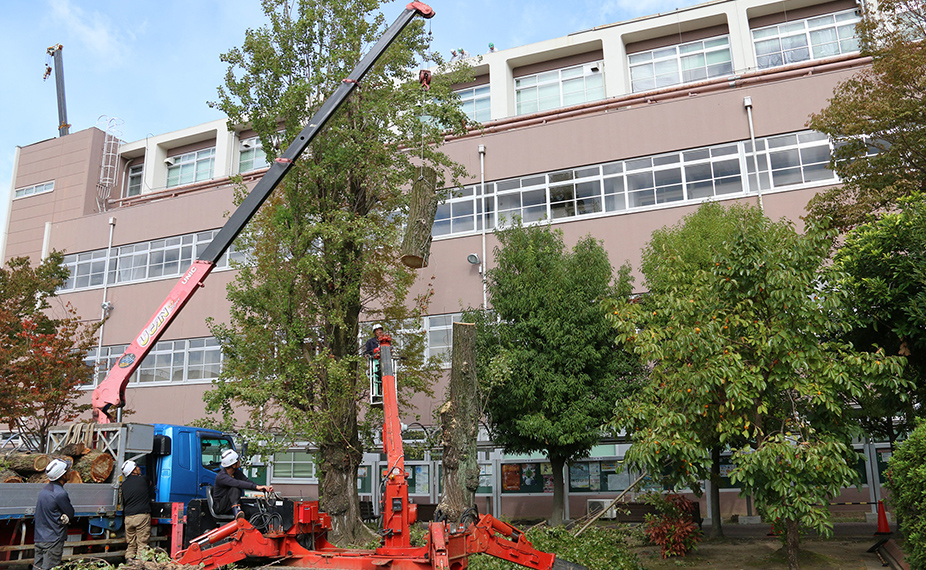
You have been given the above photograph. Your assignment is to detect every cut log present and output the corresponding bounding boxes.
[6,453,50,474]
[57,443,88,457]
[1,470,23,483]
[437,322,480,524]
[73,451,115,483]
[65,470,83,484]
[28,472,49,484]
[400,166,439,269]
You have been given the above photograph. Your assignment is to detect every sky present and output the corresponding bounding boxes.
[0,0,704,247]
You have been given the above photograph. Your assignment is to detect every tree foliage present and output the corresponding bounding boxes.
[203,0,471,544]
[610,203,907,569]
[832,195,926,446]
[807,0,926,230]
[470,222,642,526]
[885,419,926,569]
[0,254,99,446]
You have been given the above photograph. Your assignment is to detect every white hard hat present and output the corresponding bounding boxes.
[372,324,383,331]
[220,449,239,468]
[122,460,137,478]
[46,458,71,482]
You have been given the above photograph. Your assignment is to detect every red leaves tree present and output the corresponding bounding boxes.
[0,253,100,447]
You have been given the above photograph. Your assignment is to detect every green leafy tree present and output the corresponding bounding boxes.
[204,0,471,544]
[471,223,642,526]
[0,254,99,446]
[885,419,926,568]
[610,203,907,569]
[635,201,771,538]
[807,0,926,230]
[833,195,926,448]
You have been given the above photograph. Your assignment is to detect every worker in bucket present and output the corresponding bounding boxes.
[120,460,152,559]
[33,458,75,570]
[214,449,272,518]
[363,324,386,357]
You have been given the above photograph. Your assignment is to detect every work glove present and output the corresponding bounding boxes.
[59,514,69,525]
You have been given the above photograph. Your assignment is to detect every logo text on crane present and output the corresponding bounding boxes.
[137,299,178,347]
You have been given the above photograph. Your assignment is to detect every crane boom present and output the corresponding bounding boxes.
[91,2,436,423]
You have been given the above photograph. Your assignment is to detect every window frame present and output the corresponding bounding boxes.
[13,181,54,199]
[166,147,216,188]
[515,62,605,115]
[125,165,144,197]
[752,8,861,70]
[628,34,734,93]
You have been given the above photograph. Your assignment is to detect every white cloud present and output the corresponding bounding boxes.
[47,0,124,63]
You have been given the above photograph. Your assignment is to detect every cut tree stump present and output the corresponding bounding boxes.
[6,453,50,474]
[65,470,83,484]
[400,166,439,269]
[1,470,23,483]
[73,451,115,482]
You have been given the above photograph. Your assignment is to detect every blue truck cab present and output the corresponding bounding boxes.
[151,424,235,507]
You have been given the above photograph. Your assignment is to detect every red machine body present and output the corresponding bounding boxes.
[175,338,585,570]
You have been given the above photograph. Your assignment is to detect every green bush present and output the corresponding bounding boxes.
[886,419,926,569]
[467,525,643,570]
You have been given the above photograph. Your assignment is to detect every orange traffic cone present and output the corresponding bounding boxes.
[875,500,892,535]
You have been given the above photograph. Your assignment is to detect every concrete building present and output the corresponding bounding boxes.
[3,0,888,521]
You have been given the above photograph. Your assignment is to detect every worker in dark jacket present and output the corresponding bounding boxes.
[363,324,385,357]
[213,449,272,517]
[33,458,75,570]
[120,460,153,559]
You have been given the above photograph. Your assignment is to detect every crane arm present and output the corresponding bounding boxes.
[91,2,436,423]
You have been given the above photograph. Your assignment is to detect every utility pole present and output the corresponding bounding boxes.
[43,44,70,137]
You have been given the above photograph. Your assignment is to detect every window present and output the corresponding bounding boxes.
[515,63,604,115]
[14,181,54,199]
[629,36,733,92]
[433,130,838,237]
[272,450,316,480]
[125,165,143,197]
[425,313,463,365]
[456,85,491,123]
[166,147,215,188]
[752,9,860,69]
[82,336,224,388]
[201,437,234,470]
[60,229,247,292]
[239,138,269,173]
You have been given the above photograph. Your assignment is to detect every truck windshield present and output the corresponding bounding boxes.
[201,437,234,471]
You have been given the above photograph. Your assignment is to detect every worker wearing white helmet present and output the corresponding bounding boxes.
[120,460,153,559]
[363,324,386,357]
[33,459,75,570]
[213,449,272,518]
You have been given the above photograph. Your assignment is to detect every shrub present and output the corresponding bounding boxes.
[639,492,702,558]
[885,419,926,569]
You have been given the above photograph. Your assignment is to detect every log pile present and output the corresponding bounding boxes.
[3,447,114,483]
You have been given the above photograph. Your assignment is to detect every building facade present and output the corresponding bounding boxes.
[3,0,889,521]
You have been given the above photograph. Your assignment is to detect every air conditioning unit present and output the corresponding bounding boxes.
[587,498,617,520]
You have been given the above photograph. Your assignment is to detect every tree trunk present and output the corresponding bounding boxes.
[784,518,801,570]
[549,457,566,526]
[57,443,88,457]
[72,451,114,482]
[6,453,49,474]
[400,166,439,269]
[27,472,49,483]
[0,470,23,483]
[709,446,724,539]
[437,322,480,523]
[65,470,82,484]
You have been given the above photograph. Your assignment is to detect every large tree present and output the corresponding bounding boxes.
[611,203,907,569]
[0,254,99,447]
[471,223,642,527]
[832,195,926,448]
[807,0,926,230]
[204,0,471,544]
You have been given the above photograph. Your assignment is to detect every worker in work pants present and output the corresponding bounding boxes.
[124,513,151,558]
[33,541,65,570]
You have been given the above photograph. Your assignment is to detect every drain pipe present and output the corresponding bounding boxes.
[96,217,116,388]
[478,144,488,309]
[744,97,764,212]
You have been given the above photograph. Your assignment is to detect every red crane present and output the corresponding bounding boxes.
[90,2,588,567]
